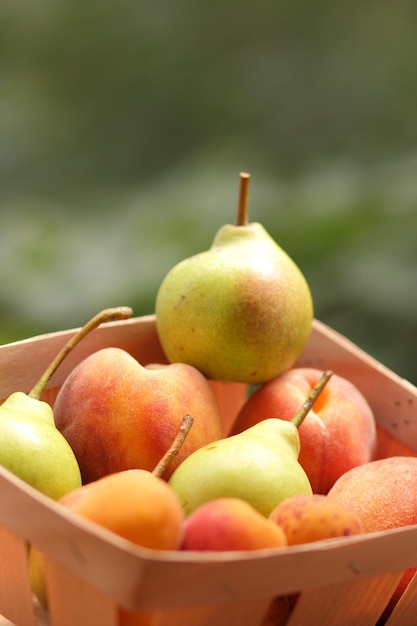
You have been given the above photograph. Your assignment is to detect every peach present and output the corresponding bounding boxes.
[328,456,417,622]
[327,456,417,532]
[180,497,288,552]
[53,347,223,483]
[269,493,363,545]
[231,367,377,494]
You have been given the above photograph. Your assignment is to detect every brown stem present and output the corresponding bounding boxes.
[291,370,333,429]
[152,414,194,478]
[236,172,251,226]
[28,306,133,400]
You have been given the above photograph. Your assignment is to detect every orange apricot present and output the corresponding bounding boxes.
[59,468,184,550]
[30,469,184,622]
[269,493,363,545]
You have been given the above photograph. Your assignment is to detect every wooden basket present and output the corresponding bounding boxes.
[1,315,417,626]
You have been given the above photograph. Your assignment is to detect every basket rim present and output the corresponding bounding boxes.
[2,463,417,611]
[2,315,417,611]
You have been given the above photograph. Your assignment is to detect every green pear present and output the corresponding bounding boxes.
[0,391,82,500]
[0,306,132,500]
[155,172,313,384]
[169,371,332,517]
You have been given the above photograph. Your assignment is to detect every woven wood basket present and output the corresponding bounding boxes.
[1,315,417,626]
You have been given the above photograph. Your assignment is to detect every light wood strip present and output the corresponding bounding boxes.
[286,571,404,626]
[384,569,417,626]
[0,526,37,626]
[154,595,273,626]
[46,559,118,626]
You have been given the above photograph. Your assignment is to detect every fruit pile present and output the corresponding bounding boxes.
[1,173,415,625]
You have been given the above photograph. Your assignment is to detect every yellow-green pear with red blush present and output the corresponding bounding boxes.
[155,172,313,384]
[231,367,377,494]
[169,371,332,517]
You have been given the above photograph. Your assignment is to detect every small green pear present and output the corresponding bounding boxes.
[169,371,332,517]
[156,172,313,384]
[0,391,82,500]
[0,306,132,500]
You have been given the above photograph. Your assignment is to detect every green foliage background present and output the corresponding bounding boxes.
[1,2,417,383]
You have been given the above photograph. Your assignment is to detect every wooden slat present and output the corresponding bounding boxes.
[384,570,417,626]
[375,425,417,459]
[207,379,247,436]
[259,596,292,626]
[286,571,404,626]
[117,607,157,626]
[3,464,417,614]
[0,316,166,398]
[0,525,37,626]
[295,319,417,450]
[45,559,119,626]
[2,316,417,626]
[0,315,247,440]
[154,596,273,626]
[118,529,417,612]
[3,315,417,447]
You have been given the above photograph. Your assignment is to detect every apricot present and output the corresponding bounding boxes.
[59,468,184,550]
[269,493,363,545]
[180,497,288,552]
[30,469,184,624]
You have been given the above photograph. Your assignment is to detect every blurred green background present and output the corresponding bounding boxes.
[1,2,417,383]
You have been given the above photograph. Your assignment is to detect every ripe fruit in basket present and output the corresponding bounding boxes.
[155,172,313,384]
[180,497,287,551]
[169,371,332,517]
[327,456,417,531]
[0,306,132,500]
[328,456,417,623]
[53,347,223,483]
[269,493,363,545]
[31,418,192,625]
[63,468,185,548]
[231,367,377,494]
[30,470,185,621]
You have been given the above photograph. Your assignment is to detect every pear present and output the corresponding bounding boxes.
[0,306,132,499]
[155,172,314,384]
[169,370,332,517]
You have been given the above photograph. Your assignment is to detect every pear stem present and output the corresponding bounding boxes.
[236,172,251,226]
[152,414,194,479]
[28,306,134,400]
[291,370,333,429]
